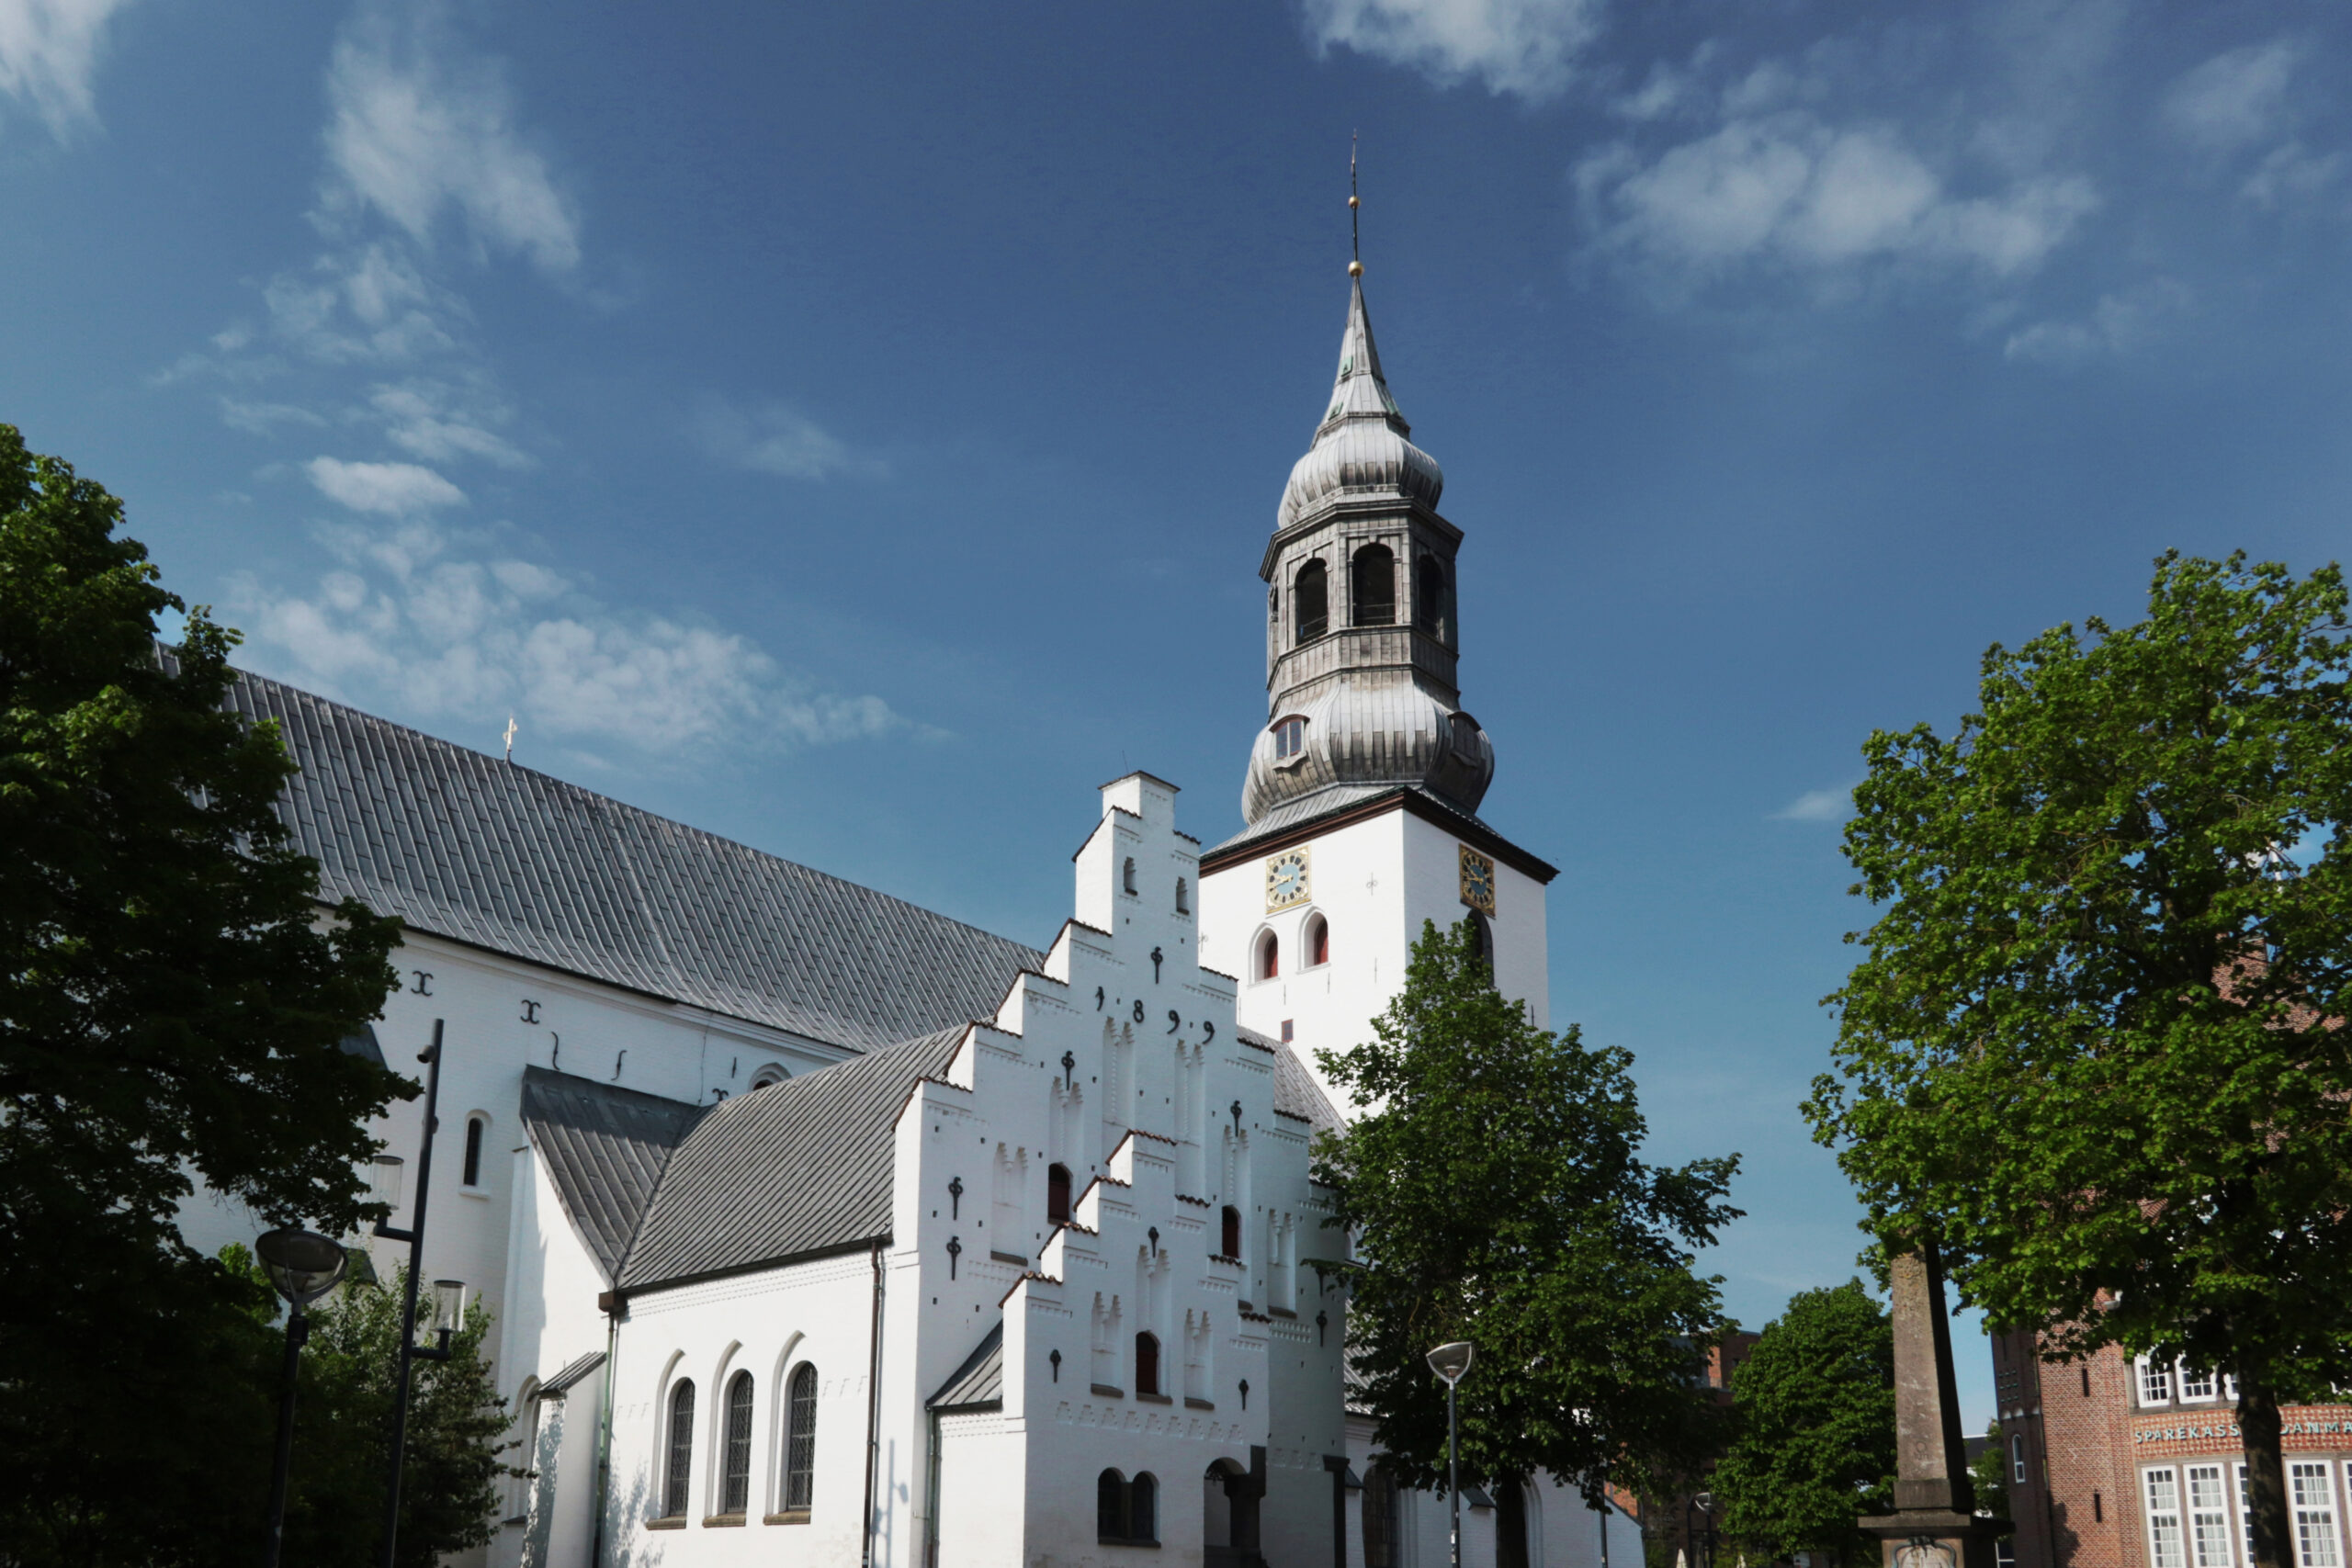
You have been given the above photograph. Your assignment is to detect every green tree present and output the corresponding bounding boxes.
[0,424,407,1562]
[1315,917,1742,1505]
[1968,1422,2010,1525]
[1711,1280,1895,1567]
[1803,552,2352,1568]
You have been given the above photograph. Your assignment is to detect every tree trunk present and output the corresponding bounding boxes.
[2237,1371,2290,1568]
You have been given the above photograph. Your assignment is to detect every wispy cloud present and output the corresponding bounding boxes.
[2165,40,2301,154]
[307,456,467,514]
[692,399,879,482]
[1770,782,1858,823]
[232,519,907,759]
[0,0,135,138]
[1301,0,1604,100]
[2003,278,2193,366]
[319,0,580,273]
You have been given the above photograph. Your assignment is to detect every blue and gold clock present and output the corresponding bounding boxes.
[1459,845,1497,916]
[1264,847,1311,912]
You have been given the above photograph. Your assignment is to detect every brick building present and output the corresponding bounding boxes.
[1994,1332,2352,1568]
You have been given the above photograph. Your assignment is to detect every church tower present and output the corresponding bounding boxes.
[1198,262,1557,1108]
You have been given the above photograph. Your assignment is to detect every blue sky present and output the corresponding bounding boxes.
[9,0,2352,1428]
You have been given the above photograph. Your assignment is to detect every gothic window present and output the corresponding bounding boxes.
[721,1371,753,1516]
[1099,1470,1127,1540]
[462,1114,487,1189]
[1294,559,1329,643]
[1175,877,1190,914]
[1220,1205,1242,1260]
[662,1379,695,1519]
[1364,1464,1399,1568]
[784,1363,818,1511]
[1047,1163,1072,1224]
[1136,1332,1161,1395]
[1305,912,1329,967]
[1123,857,1137,896]
[1255,931,1279,980]
[1272,716,1307,761]
[1415,554,1447,636]
[1351,543,1396,626]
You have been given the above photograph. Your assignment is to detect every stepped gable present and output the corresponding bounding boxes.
[226,667,1043,1052]
[618,1025,967,1291]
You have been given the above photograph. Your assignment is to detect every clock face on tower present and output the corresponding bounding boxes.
[1264,848,1311,912]
[1459,845,1497,915]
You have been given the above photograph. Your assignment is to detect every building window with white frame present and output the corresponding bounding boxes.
[2147,1466,2188,1568]
[2139,1355,2176,1405]
[2291,1461,2340,1568]
[2012,1433,2029,1486]
[2187,1464,2233,1568]
[2180,1365,2219,1403]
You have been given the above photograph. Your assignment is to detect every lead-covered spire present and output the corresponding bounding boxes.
[1277,278,1444,531]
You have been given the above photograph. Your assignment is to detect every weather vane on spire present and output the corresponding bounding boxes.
[1349,132,1363,278]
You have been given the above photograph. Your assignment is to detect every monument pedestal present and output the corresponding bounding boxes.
[1859,1248,2011,1568]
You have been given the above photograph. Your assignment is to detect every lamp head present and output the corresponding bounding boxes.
[432,1280,467,1334]
[1426,1340,1474,1386]
[1693,1493,1713,1515]
[255,1227,348,1308]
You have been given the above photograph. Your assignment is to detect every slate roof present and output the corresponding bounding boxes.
[541,1350,607,1398]
[518,1067,706,1280]
[617,1026,967,1291]
[1261,1032,1345,1144]
[225,667,1043,1052]
[928,1323,1004,1412]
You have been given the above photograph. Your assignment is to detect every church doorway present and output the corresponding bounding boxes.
[1497,1476,1531,1568]
[1204,1456,1265,1568]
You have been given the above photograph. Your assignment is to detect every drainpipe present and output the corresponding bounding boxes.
[588,1291,621,1568]
[923,1408,944,1568]
[863,1237,887,1568]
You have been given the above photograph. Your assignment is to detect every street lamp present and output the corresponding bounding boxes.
[1686,1490,1715,1568]
[1426,1341,1474,1568]
[255,1226,349,1568]
[374,1020,456,1568]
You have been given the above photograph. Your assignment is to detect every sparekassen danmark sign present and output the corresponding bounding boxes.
[2133,1413,2352,1444]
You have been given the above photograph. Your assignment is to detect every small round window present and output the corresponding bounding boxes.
[1272,717,1307,761]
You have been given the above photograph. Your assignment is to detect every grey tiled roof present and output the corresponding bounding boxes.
[1261,1033,1345,1144]
[541,1350,607,1397]
[928,1323,1004,1411]
[226,668,1043,1052]
[618,1026,967,1291]
[519,1066,705,1280]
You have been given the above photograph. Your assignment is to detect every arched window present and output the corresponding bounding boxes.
[1465,911,1493,972]
[1175,877,1190,915]
[784,1363,818,1511]
[2012,1432,2028,1484]
[1272,716,1307,761]
[721,1371,753,1516]
[1294,559,1329,644]
[1123,857,1137,897]
[663,1379,695,1520]
[1047,1163,1072,1225]
[461,1113,487,1189]
[1363,1463,1400,1568]
[749,1063,789,1092]
[1130,1472,1159,1544]
[1305,912,1330,967]
[1220,1205,1241,1260]
[1255,931,1279,981]
[1135,1332,1160,1396]
[1498,1476,1530,1568]
[1099,1469,1127,1540]
[1415,554,1446,635]
[1351,543,1396,626]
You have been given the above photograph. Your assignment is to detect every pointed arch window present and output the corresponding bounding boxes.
[783,1362,818,1511]
[1255,931,1279,981]
[1294,559,1329,644]
[720,1371,754,1516]
[662,1379,695,1520]
[1351,543,1396,626]
[1305,911,1330,967]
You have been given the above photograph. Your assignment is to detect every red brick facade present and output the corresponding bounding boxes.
[1995,1333,2352,1568]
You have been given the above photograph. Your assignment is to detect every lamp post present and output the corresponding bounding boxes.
[375,1021,458,1568]
[1426,1341,1474,1568]
[1686,1491,1714,1568]
[255,1226,349,1568]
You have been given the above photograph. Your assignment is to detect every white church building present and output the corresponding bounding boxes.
[176,271,1639,1568]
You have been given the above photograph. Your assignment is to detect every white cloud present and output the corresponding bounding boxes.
[2165,40,2300,153]
[232,520,905,757]
[2242,141,2344,209]
[320,1,580,273]
[1771,783,1858,822]
[0,0,134,137]
[220,399,328,434]
[369,380,530,468]
[1579,113,2097,280]
[1302,0,1603,100]
[693,400,877,482]
[306,456,467,514]
[2003,278,2192,365]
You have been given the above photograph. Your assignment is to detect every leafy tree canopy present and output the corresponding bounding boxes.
[1711,1280,1895,1568]
[1316,917,1742,1505]
[0,424,407,1560]
[1804,551,2352,1568]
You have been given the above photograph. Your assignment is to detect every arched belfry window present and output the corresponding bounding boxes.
[1254,931,1279,981]
[1351,543,1396,626]
[1294,559,1329,644]
[1305,912,1330,968]
[1415,554,1447,637]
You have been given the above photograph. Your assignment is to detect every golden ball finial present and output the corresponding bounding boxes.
[1349,259,1363,276]
[1349,194,1360,209]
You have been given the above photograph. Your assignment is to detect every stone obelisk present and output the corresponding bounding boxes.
[1859,1246,2010,1568]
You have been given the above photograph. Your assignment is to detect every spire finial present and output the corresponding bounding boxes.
[1348,132,1363,277]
